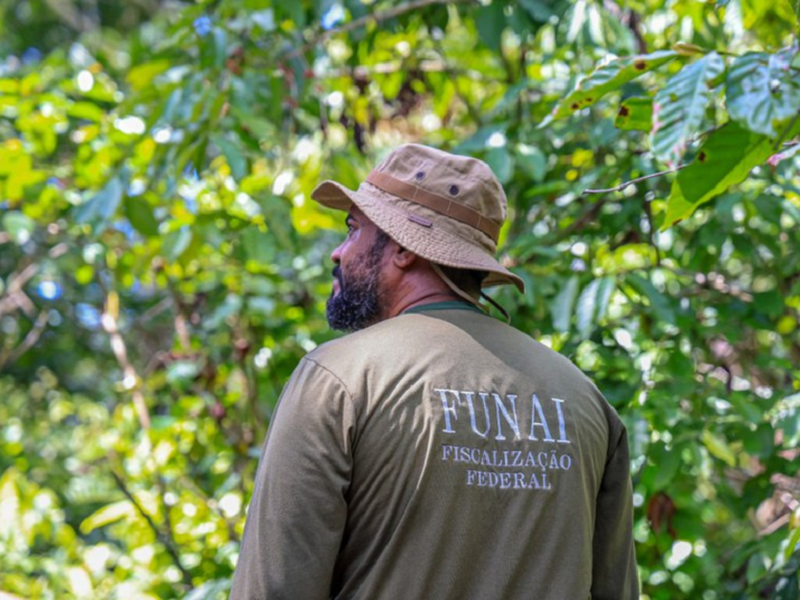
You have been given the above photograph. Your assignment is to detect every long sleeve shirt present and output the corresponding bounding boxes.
[231,304,639,599]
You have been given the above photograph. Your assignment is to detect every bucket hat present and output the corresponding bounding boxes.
[311,143,525,293]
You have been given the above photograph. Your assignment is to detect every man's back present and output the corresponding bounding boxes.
[232,305,638,599]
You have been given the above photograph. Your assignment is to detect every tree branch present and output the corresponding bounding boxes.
[583,165,686,195]
[0,310,50,372]
[110,470,194,589]
[286,0,478,59]
[101,292,151,429]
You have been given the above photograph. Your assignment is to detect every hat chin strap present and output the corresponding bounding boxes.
[430,263,511,324]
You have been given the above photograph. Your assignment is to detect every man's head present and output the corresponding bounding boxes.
[325,208,390,331]
[313,144,525,329]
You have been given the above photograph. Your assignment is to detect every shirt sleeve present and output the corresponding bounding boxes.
[230,357,356,600]
[590,420,639,600]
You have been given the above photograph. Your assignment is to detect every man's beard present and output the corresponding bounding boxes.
[326,231,389,332]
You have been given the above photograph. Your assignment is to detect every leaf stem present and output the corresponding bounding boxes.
[583,165,687,195]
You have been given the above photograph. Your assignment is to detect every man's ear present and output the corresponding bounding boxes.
[390,242,417,270]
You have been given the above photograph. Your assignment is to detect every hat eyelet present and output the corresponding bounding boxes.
[415,171,425,180]
[449,184,459,196]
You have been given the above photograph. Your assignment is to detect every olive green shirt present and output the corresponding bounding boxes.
[231,305,638,599]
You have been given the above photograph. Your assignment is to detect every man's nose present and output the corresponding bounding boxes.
[330,242,343,264]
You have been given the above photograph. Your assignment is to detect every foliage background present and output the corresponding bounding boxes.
[1,0,800,598]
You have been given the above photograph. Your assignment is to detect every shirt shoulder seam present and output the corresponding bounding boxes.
[301,355,356,406]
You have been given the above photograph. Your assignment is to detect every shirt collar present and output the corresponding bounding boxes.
[403,300,484,315]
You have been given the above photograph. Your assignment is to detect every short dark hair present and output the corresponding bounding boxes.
[438,265,488,298]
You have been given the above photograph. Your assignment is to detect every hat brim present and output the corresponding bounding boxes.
[312,180,525,293]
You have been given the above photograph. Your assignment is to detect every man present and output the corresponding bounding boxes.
[231,144,638,599]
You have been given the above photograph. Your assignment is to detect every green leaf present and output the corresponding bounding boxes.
[126,60,171,91]
[485,147,514,184]
[595,276,615,322]
[576,276,615,339]
[211,133,248,181]
[184,579,232,600]
[727,45,800,138]
[774,572,799,600]
[576,279,599,339]
[651,52,725,164]
[625,273,675,324]
[519,0,560,22]
[162,227,192,260]
[167,360,200,385]
[663,119,800,227]
[200,27,228,70]
[75,177,124,226]
[124,198,159,237]
[80,500,134,534]
[702,429,737,467]
[2,211,35,245]
[250,9,275,31]
[241,225,272,262]
[516,144,548,182]
[614,96,653,131]
[476,1,506,52]
[552,276,579,333]
[67,102,106,123]
[545,50,678,123]
[650,442,682,490]
[785,525,800,561]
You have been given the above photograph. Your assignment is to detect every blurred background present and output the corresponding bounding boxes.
[1,0,800,598]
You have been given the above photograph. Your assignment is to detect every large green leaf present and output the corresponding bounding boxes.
[663,119,800,227]
[211,133,248,181]
[80,500,134,534]
[476,1,506,52]
[726,45,800,138]
[702,430,737,467]
[124,198,159,237]
[651,52,725,165]
[614,96,653,131]
[75,177,124,226]
[552,276,579,333]
[576,276,615,339]
[625,273,675,324]
[544,50,677,123]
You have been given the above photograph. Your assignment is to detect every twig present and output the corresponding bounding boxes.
[556,197,609,240]
[0,310,50,371]
[101,292,151,429]
[0,243,70,319]
[0,263,38,319]
[286,0,478,59]
[110,470,194,589]
[137,296,173,324]
[583,165,687,195]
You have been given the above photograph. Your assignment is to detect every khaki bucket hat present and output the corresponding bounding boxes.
[311,143,525,293]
